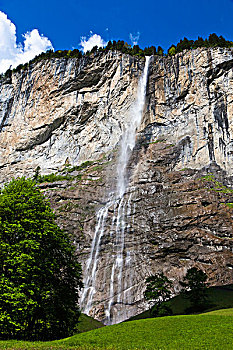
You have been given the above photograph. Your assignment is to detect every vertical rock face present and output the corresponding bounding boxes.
[145,48,233,176]
[0,52,143,182]
[1,48,233,323]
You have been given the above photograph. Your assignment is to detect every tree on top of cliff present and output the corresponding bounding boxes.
[1,33,233,80]
[176,37,193,52]
[157,46,164,56]
[192,36,205,49]
[144,46,157,56]
[168,45,176,56]
[0,177,83,341]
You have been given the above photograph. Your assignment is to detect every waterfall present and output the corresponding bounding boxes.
[117,56,151,198]
[80,56,151,323]
[80,196,115,314]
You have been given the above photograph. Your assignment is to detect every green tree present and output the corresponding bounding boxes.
[33,166,41,181]
[144,273,173,316]
[168,45,176,56]
[208,33,220,47]
[132,45,140,55]
[90,45,98,53]
[157,46,164,56]
[116,40,125,51]
[106,41,113,50]
[193,36,205,49]
[218,35,228,48]
[0,177,83,341]
[180,267,209,312]
[144,46,156,56]
[176,37,193,52]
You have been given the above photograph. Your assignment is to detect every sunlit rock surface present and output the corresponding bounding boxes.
[0,47,233,323]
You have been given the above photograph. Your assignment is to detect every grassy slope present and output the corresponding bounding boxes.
[129,284,233,321]
[76,314,104,334]
[1,309,233,350]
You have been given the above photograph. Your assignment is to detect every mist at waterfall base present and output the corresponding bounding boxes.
[80,57,151,324]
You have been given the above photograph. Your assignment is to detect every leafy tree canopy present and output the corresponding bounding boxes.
[144,272,172,305]
[168,45,176,56]
[144,272,173,317]
[0,177,83,341]
[180,267,209,311]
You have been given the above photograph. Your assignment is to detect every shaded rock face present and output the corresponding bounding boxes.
[1,48,233,323]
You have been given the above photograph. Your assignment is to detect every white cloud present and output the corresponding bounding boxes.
[80,33,107,53]
[0,11,53,73]
[129,32,140,46]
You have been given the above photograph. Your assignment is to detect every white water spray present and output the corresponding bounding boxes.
[81,56,151,322]
[117,56,151,198]
[80,197,114,314]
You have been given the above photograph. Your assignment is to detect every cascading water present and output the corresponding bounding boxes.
[117,56,151,198]
[80,196,115,314]
[81,56,151,323]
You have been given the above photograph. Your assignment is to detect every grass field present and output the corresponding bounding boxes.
[75,314,104,334]
[0,308,233,349]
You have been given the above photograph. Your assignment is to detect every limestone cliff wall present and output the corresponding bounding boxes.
[1,48,233,181]
[0,51,142,182]
[1,48,233,323]
[145,48,233,177]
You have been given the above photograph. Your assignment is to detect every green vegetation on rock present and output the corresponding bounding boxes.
[66,161,94,173]
[201,174,215,181]
[37,173,72,183]
[33,166,73,183]
[167,33,233,56]
[201,174,233,194]
[226,203,233,208]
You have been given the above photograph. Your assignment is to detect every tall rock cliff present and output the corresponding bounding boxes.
[0,51,141,181]
[0,47,233,323]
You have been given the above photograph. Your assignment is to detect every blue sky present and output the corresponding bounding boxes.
[1,0,233,51]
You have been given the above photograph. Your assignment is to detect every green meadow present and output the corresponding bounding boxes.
[129,284,233,321]
[1,308,233,350]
